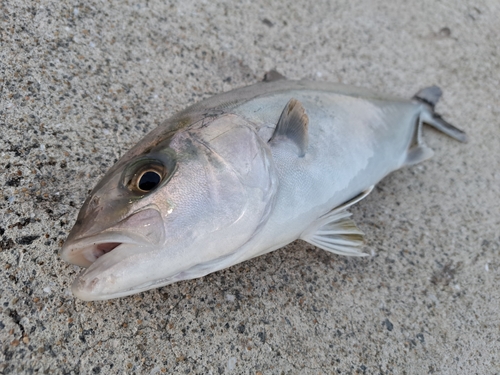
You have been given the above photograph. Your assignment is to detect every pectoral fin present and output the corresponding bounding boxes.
[300,187,374,257]
[269,99,309,157]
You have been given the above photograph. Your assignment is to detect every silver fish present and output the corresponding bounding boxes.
[61,72,466,301]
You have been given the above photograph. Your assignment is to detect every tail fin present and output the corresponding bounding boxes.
[403,86,467,166]
[414,86,442,108]
[413,86,468,143]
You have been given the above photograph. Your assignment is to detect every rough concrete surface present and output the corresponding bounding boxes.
[1,0,499,374]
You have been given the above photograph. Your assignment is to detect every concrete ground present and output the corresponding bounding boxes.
[1,0,499,374]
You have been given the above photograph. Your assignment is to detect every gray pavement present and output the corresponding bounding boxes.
[1,0,499,374]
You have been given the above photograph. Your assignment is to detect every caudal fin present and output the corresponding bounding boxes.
[413,86,468,143]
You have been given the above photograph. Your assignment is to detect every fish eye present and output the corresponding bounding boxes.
[138,170,162,192]
[128,163,166,194]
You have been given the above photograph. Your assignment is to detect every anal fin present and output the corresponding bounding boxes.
[405,144,434,166]
[300,187,373,257]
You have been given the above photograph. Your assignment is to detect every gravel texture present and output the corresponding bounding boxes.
[1,0,499,374]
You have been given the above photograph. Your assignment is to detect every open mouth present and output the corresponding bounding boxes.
[95,242,121,256]
[61,208,165,268]
[92,242,122,260]
[63,237,166,301]
[61,241,124,268]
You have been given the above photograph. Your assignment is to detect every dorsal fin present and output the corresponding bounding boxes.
[269,98,309,157]
[263,70,287,82]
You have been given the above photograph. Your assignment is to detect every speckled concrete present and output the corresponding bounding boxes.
[1,0,499,374]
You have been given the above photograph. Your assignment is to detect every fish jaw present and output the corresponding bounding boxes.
[62,206,186,300]
[61,208,166,265]
[70,242,166,301]
[61,207,169,299]
[61,232,144,268]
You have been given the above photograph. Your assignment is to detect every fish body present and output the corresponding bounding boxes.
[61,76,466,301]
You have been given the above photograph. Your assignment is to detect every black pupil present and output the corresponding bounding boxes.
[138,171,161,191]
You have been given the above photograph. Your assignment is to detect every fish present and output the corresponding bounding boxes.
[61,71,467,301]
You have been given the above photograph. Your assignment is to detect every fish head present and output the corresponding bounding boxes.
[61,114,277,300]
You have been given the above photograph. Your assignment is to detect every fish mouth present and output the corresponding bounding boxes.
[61,232,146,268]
[95,242,122,257]
[60,208,167,300]
[61,207,165,268]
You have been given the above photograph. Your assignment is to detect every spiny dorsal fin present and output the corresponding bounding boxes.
[263,70,287,82]
[300,187,374,257]
[269,98,309,157]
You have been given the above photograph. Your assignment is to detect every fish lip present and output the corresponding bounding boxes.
[71,271,174,301]
[61,207,165,268]
[70,261,198,301]
[71,246,249,301]
[60,231,149,268]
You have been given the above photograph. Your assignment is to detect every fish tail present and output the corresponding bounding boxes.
[404,87,467,166]
[413,86,468,143]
